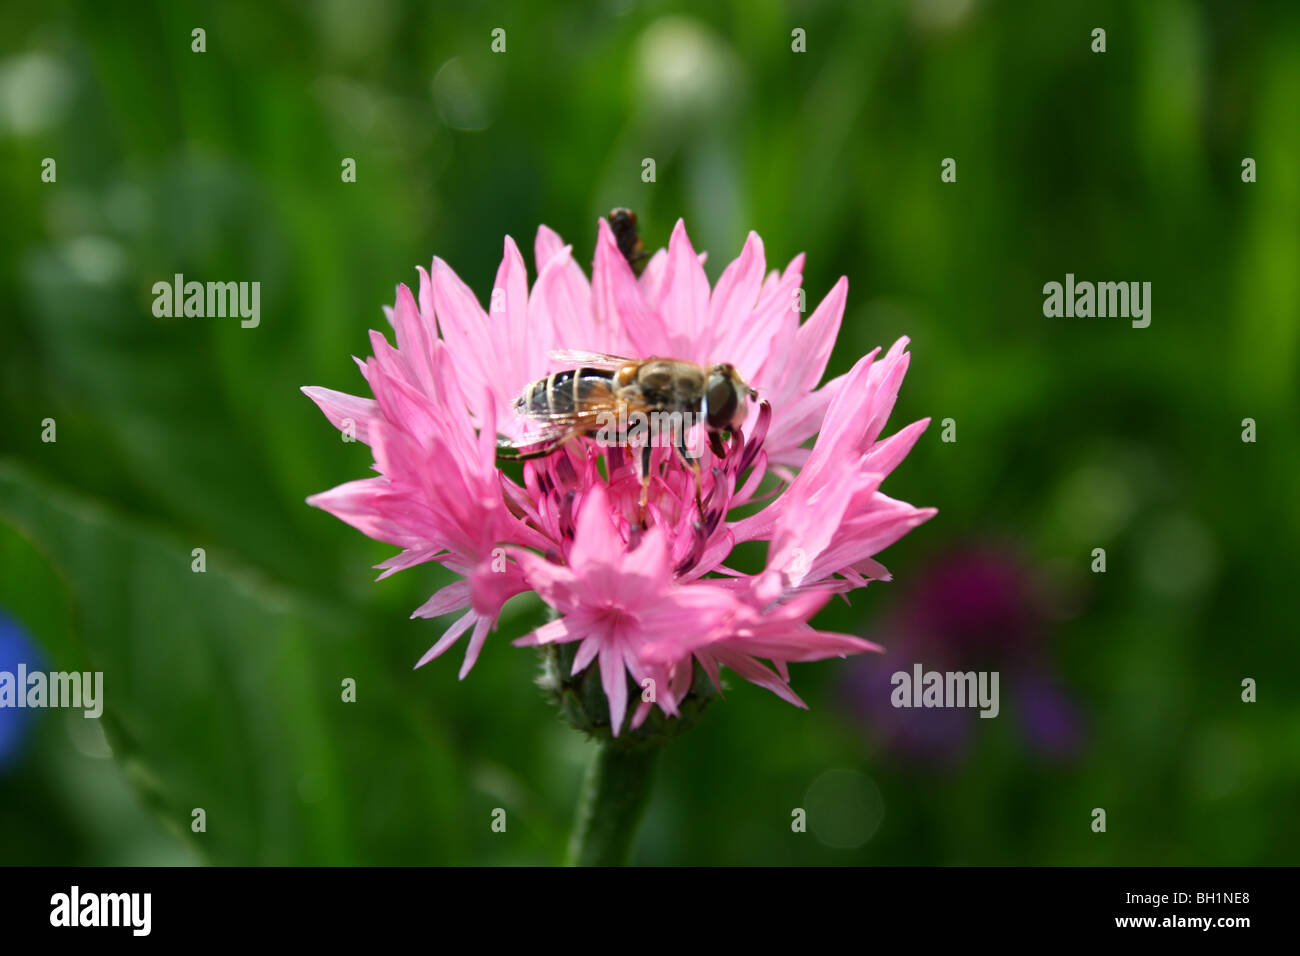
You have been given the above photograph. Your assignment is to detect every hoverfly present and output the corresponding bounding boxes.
[498,350,757,518]
[607,208,649,276]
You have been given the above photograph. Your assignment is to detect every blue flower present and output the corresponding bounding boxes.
[0,608,44,770]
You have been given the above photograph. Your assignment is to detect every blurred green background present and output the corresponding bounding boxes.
[1,0,1297,865]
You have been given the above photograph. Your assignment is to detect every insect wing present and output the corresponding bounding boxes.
[545,349,637,371]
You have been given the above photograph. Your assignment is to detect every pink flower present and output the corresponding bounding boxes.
[304,219,935,734]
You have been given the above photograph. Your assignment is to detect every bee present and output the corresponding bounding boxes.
[608,208,649,276]
[499,350,758,517]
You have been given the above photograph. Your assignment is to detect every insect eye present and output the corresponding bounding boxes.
[705,376,739,430]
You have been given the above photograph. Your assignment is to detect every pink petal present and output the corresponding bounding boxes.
[567,483,623,572]
[512,616,576,647]
[531,244,593,350]
[657,219,711,359]
[861,418,931,478]
[707,231,766,357]
[301,386,378,445]
[592,217,658,356]
[792,276,848,392]
[458,616,493,679]
[599,644,629,736]
[410,579,472,618]
[491,235,534,392]
[414,609,477,668]
[534,223,566,272]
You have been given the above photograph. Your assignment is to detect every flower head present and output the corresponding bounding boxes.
[305,218,934,736]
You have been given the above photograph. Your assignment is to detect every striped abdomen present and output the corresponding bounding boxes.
[515,367,616,419]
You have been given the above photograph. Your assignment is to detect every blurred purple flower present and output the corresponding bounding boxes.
[1017,674,1085,756]
[840,544,1085,769]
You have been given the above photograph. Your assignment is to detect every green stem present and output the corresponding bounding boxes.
[565,739,661,866]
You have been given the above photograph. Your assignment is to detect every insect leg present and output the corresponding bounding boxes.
[637,443,652,527]
[674,437,704,520]
[497,433,573,461]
